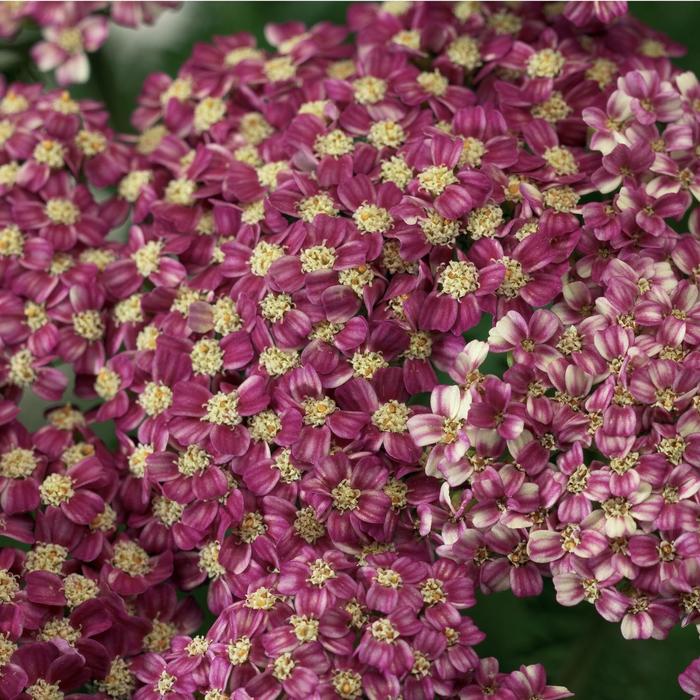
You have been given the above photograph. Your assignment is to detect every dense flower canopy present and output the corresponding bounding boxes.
[0,1,699,698]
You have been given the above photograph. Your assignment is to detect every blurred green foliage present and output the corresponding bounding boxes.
[471,583,698,700]
[3,2,700,698]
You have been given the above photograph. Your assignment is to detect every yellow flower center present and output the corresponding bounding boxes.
[370,619,399,642]
[368,119,406,149]
[24,543,68,574]
[421,577,447,605]
[338,265,374,295]
[132,240,163,277]
[307,558,337,585]
[164,178,197,206]
[194,97,226,133]
[8,348,37,387]
[245,586,277,609]
[314,129,355,158]
[264,56,296,82]
[94,367,121,400]
[39,473,74,507]
[300,244,337,272]
[380,154,413,188]
[350,350,388,379]
[0,447,37,479]
[259,292,294,322]
[45,198,79,225]
[417,70,448,96]
[353,203,393,233]
[225,47,263,66]
[331,479,360,512]
[259,348,298,377]
[526,49,565,79]
[75,129,107,156]
[63,573,99,607]
[72,310,104,341]
[375,567,403,588]
[439,260,480,299]
[447,35,481,70]
[353,76,387,105]
[112,541,151,576]
[543,146,578,176]
[190,338,224,376]
[302,396,336,426]
[496,257,530,299]
[33,139,65,168]
[138,382,173,416]
[177,445,211,476]
[250,241,285,276]
[372,400,410,433]
[420,210,461,246]
[332,670,363,700]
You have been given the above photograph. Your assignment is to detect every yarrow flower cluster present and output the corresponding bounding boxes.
[0,0,699,698]
[1,1,179,85]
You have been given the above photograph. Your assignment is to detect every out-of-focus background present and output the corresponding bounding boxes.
[3,3,700,698]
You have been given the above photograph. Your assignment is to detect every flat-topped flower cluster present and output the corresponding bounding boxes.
[0,1,698,698]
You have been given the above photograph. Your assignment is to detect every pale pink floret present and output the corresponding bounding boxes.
[32,15,109,85]
[408,385,472,463]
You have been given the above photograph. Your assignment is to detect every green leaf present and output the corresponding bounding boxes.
[470,581,698,700]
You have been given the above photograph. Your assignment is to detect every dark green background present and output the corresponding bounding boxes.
[4,2,700,698]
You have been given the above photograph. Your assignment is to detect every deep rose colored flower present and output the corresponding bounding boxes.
[0,425,47,515]
[101,537,173,595]
[618,591,677,640]
[247,644,330,699]
[334,374,421,463]
[168,375,268,457]
[616,185,688,238]
[12,641,97,698]
[54,282,107,374]
[147,444,229,504]
[419,250,505,334]
[304,453,391,542]
[358,553,427,613]
[39,454,113,525]
[103,225,187,299]
[357,606,421,675]
[132,652,198,700]
[468,377,525,442]
[552,443,608,523]
[276,366,368,463]
[0,344,67,402]
[527,523,607,565]
[12,173,108,250]
[418,613,484,679]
